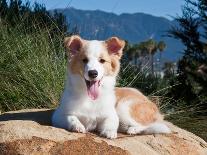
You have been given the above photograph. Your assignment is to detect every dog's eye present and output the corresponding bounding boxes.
[99,59,106,64]
[82,58,88,63]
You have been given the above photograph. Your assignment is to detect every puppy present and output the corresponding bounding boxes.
[52,35,170,139]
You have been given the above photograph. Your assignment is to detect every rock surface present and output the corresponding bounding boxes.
[0,109,206,155]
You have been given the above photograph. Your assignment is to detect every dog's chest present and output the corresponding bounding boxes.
[74,100,107,131]
[79,114,97,131]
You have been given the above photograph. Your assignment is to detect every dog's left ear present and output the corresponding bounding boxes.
[105,37,125,59]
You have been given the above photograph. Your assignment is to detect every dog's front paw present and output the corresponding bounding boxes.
[71,123,86,133]
[100,130,117,139]
[67,116,86,133]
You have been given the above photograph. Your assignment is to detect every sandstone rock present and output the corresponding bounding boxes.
[0,109,206,155]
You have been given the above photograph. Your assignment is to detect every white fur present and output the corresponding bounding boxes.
[52,71,119,138]
[143,123,171,134]
[52,38,170,139]
[84,40,105,81]
[52,40,119,139]
[116,99,148,134]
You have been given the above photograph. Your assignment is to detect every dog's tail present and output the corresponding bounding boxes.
[143,122,171,134]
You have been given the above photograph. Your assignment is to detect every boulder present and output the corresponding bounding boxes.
[0,109,206,155]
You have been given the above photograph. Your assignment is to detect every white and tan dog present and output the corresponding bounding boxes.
[52,35,170,139]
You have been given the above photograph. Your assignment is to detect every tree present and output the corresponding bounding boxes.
[145,39,156,74]
[169,0,207,105]
[141,39,157,74]
[124,42,141,65]
[7,0,23,26]
[157,41,167,72]
[0,0,67,35]
[0,0,8,18]
[163,62,176,78]
[123,39,167,75]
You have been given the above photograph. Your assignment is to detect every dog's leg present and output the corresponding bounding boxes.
[126,125,147,135]
[118,116,147,135]
[98,115,119,139]
[66,115,86,133]
[142,122,171,134]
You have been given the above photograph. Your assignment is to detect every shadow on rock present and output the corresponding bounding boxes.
[0,109,54,125]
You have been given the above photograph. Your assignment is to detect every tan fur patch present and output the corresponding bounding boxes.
[129,101,160,125]
[100,51,120,76]
[115,87,163,125]
[64,35,83,58]
[115,87,148,104]
[69,50,87,76]
[110,56,120,75]
[105,37,125,59]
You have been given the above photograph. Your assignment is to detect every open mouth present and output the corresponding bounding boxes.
[85,79,101,100]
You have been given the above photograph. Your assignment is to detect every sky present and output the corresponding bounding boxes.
[26,0,185,19]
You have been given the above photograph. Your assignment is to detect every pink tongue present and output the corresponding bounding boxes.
[87,81,99,100]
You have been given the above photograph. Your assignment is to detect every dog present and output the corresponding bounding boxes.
[52,35,171,139]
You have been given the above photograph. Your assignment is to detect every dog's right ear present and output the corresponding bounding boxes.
[64,35,82,56]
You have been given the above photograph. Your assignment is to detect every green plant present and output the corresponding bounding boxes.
[161,97,207,141]
[0,25,66,112]
[168,0,207,105]
[117,62,169,96]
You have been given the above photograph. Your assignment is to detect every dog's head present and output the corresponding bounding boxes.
[64,35,125,100]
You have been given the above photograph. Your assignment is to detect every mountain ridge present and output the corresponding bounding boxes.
[55,7,183,61]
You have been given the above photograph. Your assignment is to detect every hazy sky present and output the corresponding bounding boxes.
[26,0,184,19]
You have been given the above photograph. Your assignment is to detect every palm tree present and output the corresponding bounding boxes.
[124,42,141,65]
[123,41,134,61]
[163,62,176,78]
[144,39,157,74]
[158,41,167,72]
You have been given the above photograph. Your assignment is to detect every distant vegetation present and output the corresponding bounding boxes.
[0,0,68,111]
[168,0,207,107]
[123,39,167,74]
[168,0,207,140]
[0,0,206,141]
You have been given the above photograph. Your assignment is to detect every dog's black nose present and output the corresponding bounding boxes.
[88,70,98,79]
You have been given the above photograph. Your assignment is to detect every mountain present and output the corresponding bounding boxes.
[55,8,183,62]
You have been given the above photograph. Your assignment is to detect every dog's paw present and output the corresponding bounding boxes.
[100,130,117,139]
[127,126,145,135]
[67,116,86,133]
[71,123,86,133]
[70,121,86,133]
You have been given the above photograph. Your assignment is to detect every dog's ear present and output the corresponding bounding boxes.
[105,37,125,59]
[64,35,82,56]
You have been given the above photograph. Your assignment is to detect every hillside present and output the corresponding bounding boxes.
[55,8,183,62]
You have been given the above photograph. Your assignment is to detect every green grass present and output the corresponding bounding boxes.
[0,23,206,142]
[160,97,207,141]
[0,24,66,111]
